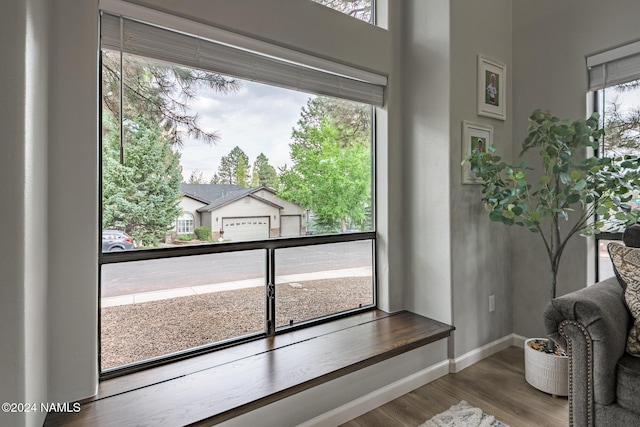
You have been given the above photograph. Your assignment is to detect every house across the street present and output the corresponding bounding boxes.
[175,184,306,242]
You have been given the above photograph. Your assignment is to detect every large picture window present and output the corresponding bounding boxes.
[593,82,640,280]
[99,8,382,375]
[589,42,640,281]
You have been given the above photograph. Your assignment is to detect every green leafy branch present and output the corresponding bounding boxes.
[464,109,640,301]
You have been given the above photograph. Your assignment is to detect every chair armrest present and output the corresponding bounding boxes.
[544,277,630,427]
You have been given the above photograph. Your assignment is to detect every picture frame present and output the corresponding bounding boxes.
[477,54,506,120]
[462,120,493,184]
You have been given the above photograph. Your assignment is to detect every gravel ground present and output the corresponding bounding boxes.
[101,277,373,369]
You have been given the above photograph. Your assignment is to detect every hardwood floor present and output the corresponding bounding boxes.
[341,346,569,427]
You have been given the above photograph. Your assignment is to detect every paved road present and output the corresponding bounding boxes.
[102,240,372,297]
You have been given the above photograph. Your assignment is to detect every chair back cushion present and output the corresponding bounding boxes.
[609,242,640,356]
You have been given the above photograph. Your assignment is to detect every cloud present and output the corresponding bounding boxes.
[178,80,312,182]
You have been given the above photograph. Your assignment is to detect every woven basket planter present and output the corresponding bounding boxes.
[524,338,568,397]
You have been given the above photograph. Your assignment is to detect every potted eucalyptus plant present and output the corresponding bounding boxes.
[464,109,640,395]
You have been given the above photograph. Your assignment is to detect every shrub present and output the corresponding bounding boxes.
[177,234,194,241]
[194,226,211,241]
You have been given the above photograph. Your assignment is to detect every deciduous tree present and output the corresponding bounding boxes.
[280,97,371,233]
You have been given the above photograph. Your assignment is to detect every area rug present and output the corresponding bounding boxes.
[418,401,509,427]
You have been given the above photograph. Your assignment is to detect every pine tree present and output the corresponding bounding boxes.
[101,51,239,147]
[101,50,240,247]
[217,146,250,185]
[251,153,279,189]
[102,114,183,246]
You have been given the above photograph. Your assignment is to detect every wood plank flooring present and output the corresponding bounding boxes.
[341,346,569,427]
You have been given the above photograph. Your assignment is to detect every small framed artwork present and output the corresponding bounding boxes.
[462,120,493,184]
[477,54,506,120]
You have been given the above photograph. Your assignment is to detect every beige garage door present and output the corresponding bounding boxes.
[222,217,270,241]
[280,215,301,237]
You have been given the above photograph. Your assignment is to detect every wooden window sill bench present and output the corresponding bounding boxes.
[45,310,453,426]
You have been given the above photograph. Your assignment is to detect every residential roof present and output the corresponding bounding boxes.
[180,183,246,204]
[195,186,283,212]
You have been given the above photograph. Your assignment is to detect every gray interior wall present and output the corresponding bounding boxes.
[402,0,515,357]
[0,1,50,426]
[403,0,453,325]
[449,0,513,356]
[512,0,640,338]
[375,0,406,313]
[24,1,51,423]
[0,3,29,425]
[48,0,100,404]
[0,2,27,421]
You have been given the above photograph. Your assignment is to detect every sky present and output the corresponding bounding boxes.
[602,84,640,114]
[177,79,313,183]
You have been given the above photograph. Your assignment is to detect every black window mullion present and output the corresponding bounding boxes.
[266,248,276,335]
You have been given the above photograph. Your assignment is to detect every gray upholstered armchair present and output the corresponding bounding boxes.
[544,277,640,427]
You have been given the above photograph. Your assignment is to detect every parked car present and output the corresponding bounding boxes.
[102,230,133,252]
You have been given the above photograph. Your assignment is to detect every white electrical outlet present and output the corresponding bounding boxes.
[489,295,496,312]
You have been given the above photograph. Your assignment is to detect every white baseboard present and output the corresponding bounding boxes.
[449,334,516,373]
[300,334,524,426]
[298,360,450,427]
[512,334,527,348]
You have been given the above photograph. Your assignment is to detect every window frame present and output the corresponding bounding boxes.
[98,7,380,378]
[591,82,639,281]
[588,41,640,281]
[592,88,622,281]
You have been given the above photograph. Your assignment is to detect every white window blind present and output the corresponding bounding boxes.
[100,12,385,107]
[587,40,640,91]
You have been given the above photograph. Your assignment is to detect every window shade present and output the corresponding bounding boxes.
[587,40,640,91]
[100,12,385,106]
